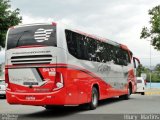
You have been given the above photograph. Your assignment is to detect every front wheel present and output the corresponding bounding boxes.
[119,87,131,100]
[44,105,62,110]
[88,87,99,110]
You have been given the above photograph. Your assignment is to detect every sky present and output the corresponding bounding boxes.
[0,0,160,66]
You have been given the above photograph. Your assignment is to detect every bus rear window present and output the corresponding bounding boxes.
[7,25,57,50]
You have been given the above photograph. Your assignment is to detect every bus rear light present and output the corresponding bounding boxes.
[52,22,56,26]
[53,72,64,90]
[5,68,10,88]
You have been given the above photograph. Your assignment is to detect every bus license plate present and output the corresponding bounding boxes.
[26,96,35,100]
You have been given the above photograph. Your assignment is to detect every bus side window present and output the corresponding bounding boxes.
[113,48,130,66]
[121,49,130,66]
[87,38,97,61]
[76,34,88,60]
[65,30,78,58]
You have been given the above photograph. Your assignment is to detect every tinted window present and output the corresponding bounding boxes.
[7,25,57,50]
[65,30,78,58]
[114,48,130,66]
[87,37,97,61]
[65,30,130,65]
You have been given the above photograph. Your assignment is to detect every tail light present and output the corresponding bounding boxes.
[5,68,10,89]
[51,22,56,26]
[53,72,64,90]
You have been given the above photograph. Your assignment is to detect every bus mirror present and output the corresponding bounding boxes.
[133,57,140,68]
[133,57,141,77]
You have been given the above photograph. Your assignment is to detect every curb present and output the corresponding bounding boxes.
[145,91,160,95]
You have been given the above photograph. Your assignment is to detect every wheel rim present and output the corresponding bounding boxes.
[92,91,98,106]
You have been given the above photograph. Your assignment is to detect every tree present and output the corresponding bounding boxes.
[155,64,160,72]
[140,5,160,50]
[136,64,143,77]
[0,0,22,47]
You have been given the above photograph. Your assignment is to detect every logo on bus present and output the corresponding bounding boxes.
[34,28,53,42]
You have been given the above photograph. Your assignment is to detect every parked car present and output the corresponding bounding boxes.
[136,77,145,95]
[0,79,6,98]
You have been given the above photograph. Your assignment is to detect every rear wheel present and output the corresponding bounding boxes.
[88,87,98,110]
[44,105,54,110]
[44,105,62,110]
[119,87,131,100]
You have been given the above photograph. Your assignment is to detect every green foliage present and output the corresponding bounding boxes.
[152,64,160,82]
[136,64,152,78]
[140,5,160,50]
[136,64,143,77]
[140,5,160,82]
[155,64,160,72]
[151,72,160,82]
[0,0,22,47]
[140,65,160,82]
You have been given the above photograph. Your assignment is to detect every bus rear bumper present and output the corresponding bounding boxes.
[6,89,67,106]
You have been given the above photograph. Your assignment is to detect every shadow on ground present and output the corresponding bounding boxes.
[0,96,6,99]
[20,97,135,119]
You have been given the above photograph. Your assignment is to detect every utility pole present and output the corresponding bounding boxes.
[149,40,152,89]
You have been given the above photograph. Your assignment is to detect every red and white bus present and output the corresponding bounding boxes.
[5,22,140,110]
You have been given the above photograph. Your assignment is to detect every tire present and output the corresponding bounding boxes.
[119,87,131,100]
[44,105,61,110]
[141,92,145,95]
[4,95,6,99]
[0,95,6,99]
[88,87,99,110]
[44,105,54,110]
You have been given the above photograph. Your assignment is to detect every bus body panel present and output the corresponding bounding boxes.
[5,22,138,106]
[6,64,128,105]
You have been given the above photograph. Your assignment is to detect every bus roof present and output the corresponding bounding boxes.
[10,22,56,29]
[72,29,130,51]
[10,22,130,51]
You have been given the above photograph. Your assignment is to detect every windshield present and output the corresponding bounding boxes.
[7,25,56,50]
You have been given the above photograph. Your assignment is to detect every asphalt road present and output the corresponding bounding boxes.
[0,94,160,120]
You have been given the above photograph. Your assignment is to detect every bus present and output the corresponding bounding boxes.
[5,22,140,110]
